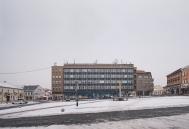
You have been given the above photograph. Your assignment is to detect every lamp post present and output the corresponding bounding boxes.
[75,81,79,107]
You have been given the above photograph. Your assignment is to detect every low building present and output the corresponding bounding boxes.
[23,85,45,101]
[44,88,52,100]
[152,85,164,96]
[136,70,154,96]
[0,82,24,103]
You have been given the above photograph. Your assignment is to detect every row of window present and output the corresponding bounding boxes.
[52,76,62,79]
[64,74,133,79]
[64,68,134,73]
[138,75,151,79]
[183,80,189,84]
[64,80,133,84]
[52,88,62,92]
[167,77,181,84]
[183,72,189,76]
[64,85,133,90]
[52,81,62,84]
[25,92,33,96]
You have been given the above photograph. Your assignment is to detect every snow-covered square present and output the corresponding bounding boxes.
[0,96,189,118]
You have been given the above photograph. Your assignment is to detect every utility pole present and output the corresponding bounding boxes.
[119,81,122,98]
[75,81,79,107]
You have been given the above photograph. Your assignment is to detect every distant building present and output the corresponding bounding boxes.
[44,88,52,100]
[52,63,136,100]
[0,82,24,103]
[51,63,156,100]
[152,85,164,96]
[181,66,189,94]
[23,85,45,101]
[63,63,136,99]
[136,70,154,96]
[166,68,182,95]
[165,65,189,95]
[52,65,64,100]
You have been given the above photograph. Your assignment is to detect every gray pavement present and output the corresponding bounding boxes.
[0,106,189,127]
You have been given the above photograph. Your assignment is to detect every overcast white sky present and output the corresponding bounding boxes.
[0,0,189,88]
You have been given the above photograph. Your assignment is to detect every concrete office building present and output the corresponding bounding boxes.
[63,63,136,99]
[52,63,136,100]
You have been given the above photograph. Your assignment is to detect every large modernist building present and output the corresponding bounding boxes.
[165,65,189,95]
[52,63,155,100]
[52,63,137,100]
[63,63,136,99]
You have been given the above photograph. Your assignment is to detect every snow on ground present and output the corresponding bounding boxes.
[0,96,189,119]
[0,103,14,108]
[0,101,39,108]
[2,113,189,129]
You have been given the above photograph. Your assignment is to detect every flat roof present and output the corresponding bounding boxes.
[63,63,134,69]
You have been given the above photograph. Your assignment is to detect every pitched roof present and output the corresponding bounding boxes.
[23,85,39,91]
[0,82,22,89]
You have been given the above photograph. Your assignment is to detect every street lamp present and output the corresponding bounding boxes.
[75,81,79,106]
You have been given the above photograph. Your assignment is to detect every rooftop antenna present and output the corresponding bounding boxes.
[94,59,98,64]
[74,59,75,64]
[113,59,118,64]
[54,62,57,66]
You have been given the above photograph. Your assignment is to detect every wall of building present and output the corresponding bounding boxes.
[181,66,189,94]
[136,71,154,96]
[52,66,64,100]
[167,69,182,87]
[63,64,136,99]
[0,87,24,103]
[152,85,164,96]
[166,66,189,95]
[24,86,46,101]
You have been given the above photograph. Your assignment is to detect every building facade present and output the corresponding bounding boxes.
[63,64,136,99]
[152,85,164,96]
[165,66,189,95]
[52,65,64,100]
[181,66,189,94]
[24,85,45,101]
[136,70,154,96]
[52,63,137,100]
[0,83,24,103]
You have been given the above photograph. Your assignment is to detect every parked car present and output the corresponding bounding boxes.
[12,99,28,104]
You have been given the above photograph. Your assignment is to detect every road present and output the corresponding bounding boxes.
[0,106,189,127]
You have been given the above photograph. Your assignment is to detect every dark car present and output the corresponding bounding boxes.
[12,99,28,104]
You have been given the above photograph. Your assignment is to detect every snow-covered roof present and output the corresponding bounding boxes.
[0,82,23,90]
[23,85,39,91]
